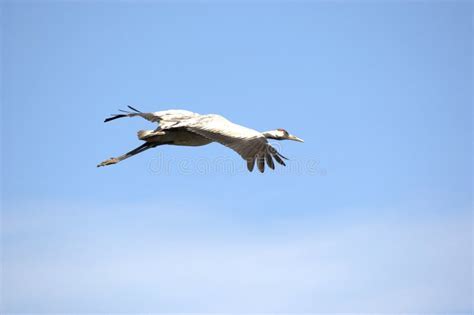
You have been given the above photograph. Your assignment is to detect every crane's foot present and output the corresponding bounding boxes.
[97,157,119,167]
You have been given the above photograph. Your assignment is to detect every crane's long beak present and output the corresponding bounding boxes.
[288,135,304,142]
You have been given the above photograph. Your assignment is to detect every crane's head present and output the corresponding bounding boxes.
[262,128,304,142]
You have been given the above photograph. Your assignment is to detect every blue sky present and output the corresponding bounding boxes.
[1,1,472,313]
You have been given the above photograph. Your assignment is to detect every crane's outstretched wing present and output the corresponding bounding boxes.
[167,114,288,173]
[104,106,199,128]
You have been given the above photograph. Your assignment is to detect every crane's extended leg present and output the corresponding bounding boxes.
[97,142,158,167]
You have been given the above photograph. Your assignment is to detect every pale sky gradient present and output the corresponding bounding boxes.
[1,1,472,313]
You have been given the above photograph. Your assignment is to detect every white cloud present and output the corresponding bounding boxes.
[1,202,472,313]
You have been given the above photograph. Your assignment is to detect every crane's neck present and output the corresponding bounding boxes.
[262,130,282,140]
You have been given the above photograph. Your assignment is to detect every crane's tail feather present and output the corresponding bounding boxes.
[104,114,128,123]
[127,105,142,113]
[104,106,142,123]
